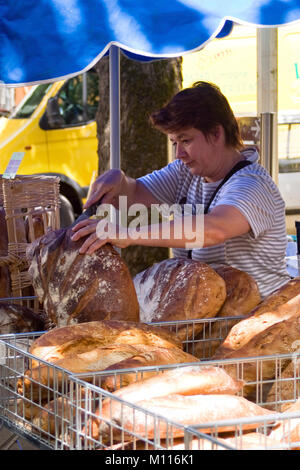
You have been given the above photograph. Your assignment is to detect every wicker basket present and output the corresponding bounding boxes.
[0,175,60,299]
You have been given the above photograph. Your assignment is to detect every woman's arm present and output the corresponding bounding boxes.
[71,204,251,254]
[84,169,160,209]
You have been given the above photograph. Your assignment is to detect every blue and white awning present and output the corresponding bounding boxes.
[1,0,300,86]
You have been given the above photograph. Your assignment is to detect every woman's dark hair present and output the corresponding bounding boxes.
[150,81,243,150]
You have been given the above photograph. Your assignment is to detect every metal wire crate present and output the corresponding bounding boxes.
[186,410,300,450]
[68,375,235,451]
[0,335,76,449]
[148,315,245,358]
[70,352,300,450]
[0,314,245,450]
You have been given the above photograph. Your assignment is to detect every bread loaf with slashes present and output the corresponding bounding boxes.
[133,258,227,341]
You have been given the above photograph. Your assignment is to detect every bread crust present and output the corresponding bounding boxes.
[134,259,227,323]
[27,227,139,326]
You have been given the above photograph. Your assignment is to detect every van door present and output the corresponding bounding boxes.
[44,71,99,191]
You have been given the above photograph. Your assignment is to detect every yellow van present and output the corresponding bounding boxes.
[0,69,99,226]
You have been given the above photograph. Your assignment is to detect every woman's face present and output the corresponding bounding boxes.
[169,127,222,179]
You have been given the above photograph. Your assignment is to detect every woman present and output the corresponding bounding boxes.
[71,81,290,298]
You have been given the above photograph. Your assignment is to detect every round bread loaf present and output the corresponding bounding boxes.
[26,227,140,327]
[192,265,261,359]
[134,258,227,323]
[212,264,261,317]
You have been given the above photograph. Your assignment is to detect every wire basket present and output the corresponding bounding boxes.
[0,333,76,450]
[68,375,234,451]
[69,352,300,450]
[0,314,245,450]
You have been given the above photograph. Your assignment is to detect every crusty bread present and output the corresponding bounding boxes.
[19,320,186,399]
[0,207,11,298]
[92,394,273,442]
[19,344,198,400]
[266,360,300,408]
[269,398,300,448]
[212,264,261,317]
[100,364,244,399]
[29,320,182,367]
[213,278,300,384]
[192,265,261,359]
[26,227,139,327]
[134,259,226,323]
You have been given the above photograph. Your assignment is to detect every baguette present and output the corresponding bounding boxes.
[101,364,243,395]
[93,394,273,442]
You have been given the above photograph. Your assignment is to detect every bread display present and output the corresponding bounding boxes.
[134,258,227,341]
[18,320,196,400]
[26,227,140,327]
[192,265,261,358]
[213,278,300,383]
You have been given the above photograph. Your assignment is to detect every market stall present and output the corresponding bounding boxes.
[1,1,300,452]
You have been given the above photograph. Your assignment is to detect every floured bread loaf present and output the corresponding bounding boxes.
[193,265,261,359]
[0,302,45,334]
[134,258,226,329]
[213,278,300,383]
[26,227,139,327]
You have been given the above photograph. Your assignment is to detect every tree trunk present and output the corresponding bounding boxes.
[95,54,182,276]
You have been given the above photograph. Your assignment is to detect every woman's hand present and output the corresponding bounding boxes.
[71,218,131,254]
[84,169,125,210]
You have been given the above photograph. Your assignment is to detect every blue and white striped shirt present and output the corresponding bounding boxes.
[138,148,290,298]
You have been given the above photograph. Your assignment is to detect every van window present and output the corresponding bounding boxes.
[10,83,52,119]
[56,71,99,126]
